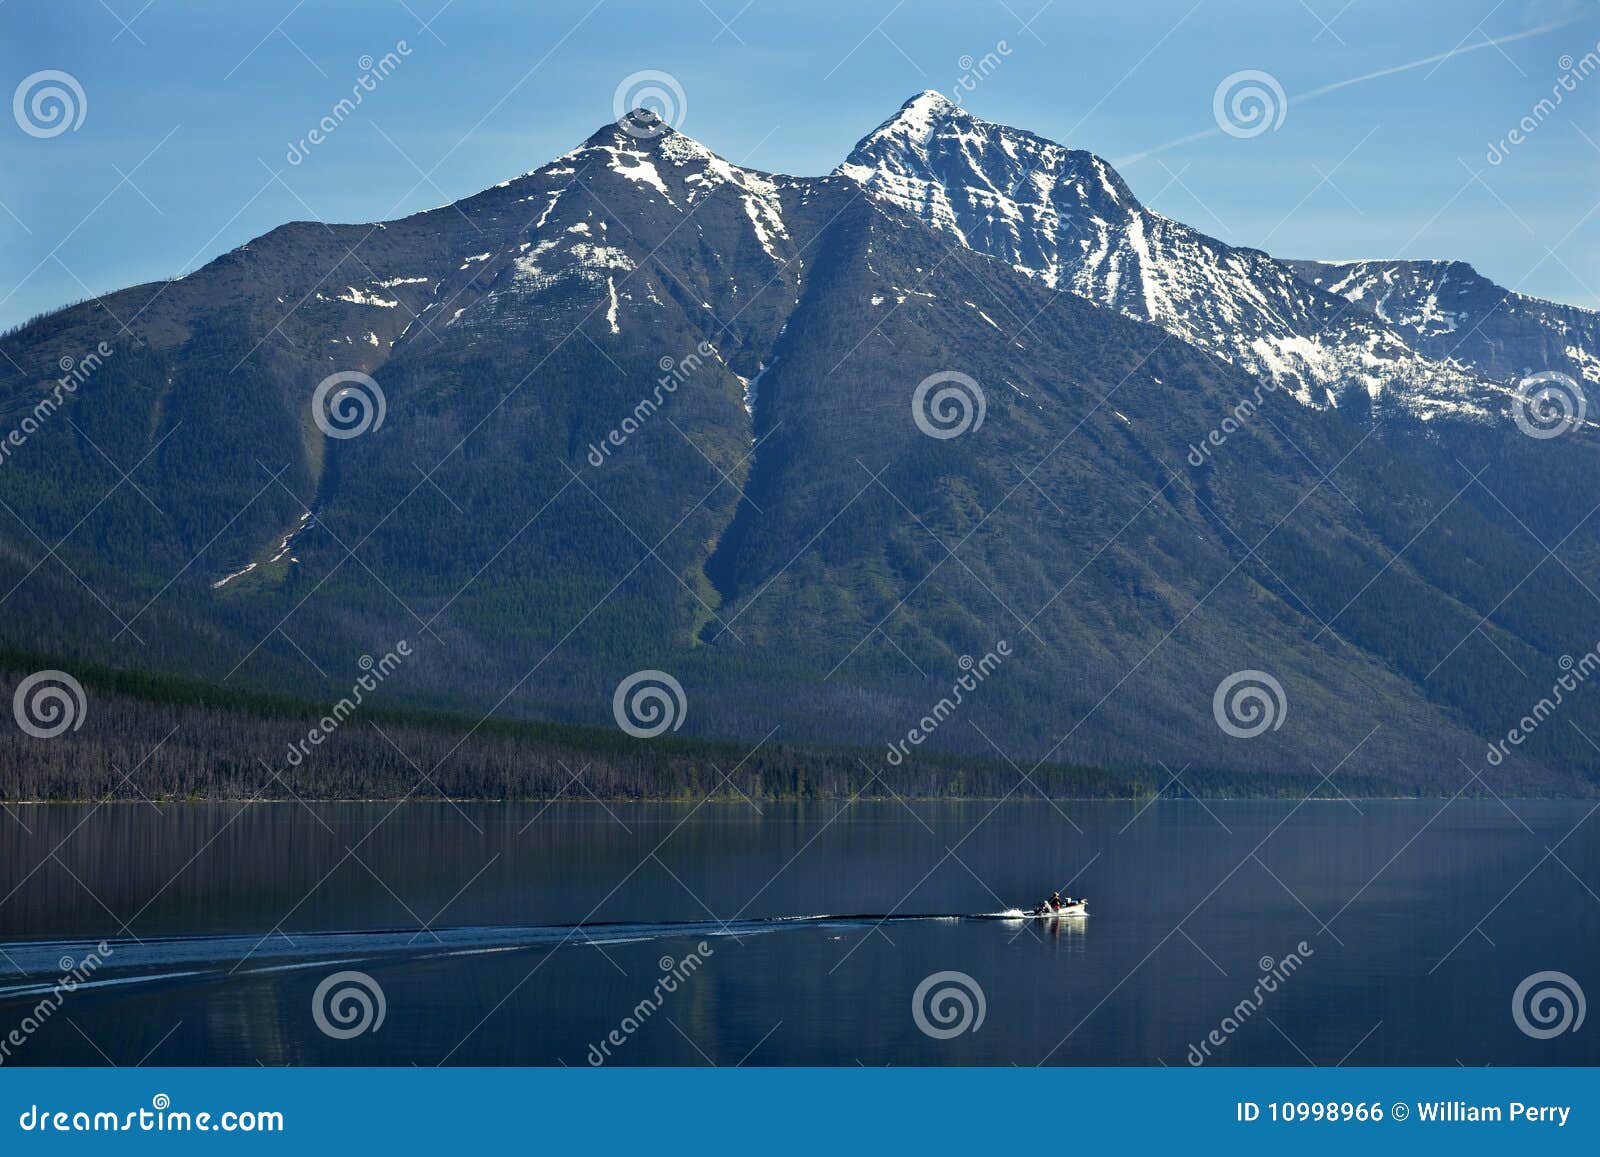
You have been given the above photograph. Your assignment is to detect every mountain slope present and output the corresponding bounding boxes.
[1286,258,1600,391]
[838,92,1520,423]
[2,101,1599,794]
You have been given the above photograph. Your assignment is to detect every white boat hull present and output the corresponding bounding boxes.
[1029,902,1087,917]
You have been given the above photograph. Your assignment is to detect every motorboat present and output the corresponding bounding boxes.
[1029,897,1087,917]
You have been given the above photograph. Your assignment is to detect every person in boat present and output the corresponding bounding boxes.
[1049,891,1062,912]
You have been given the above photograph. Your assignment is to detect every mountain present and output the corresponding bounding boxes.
[1285,257,1600,389]
[839,92,1540,424]
[3,99,1600,796]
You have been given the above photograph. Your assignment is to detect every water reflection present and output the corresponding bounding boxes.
[0,800,1593,1065]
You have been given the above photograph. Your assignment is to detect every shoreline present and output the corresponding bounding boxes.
[4,793,1591,806]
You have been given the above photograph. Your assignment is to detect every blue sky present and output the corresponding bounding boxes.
[3,0,1598,330]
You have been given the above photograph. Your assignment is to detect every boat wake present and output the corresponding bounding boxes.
[0,912,1063,999]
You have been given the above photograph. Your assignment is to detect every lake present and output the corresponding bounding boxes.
[0,798,1595,1066]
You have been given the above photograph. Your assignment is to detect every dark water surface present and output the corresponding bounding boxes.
[0,799,1595,1066]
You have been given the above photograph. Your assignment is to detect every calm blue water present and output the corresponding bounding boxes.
[0,799,1594,1066]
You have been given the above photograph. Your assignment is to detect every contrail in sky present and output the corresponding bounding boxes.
[1113,16,1587,166]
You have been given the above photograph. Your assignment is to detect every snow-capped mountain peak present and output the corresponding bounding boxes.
[839,91,1132,274]
[838,93,1517,423]
[385,114,803,362]
[849,90,960,155]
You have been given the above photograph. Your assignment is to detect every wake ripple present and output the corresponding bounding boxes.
[0,913,1054,999]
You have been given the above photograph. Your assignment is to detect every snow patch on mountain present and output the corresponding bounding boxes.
[332,285,400,308]
[567,242,633,271]
[1567,343,1600,384]
[604,147,673,202]
[605,277,620,334]
[1288,257,1600,404]
[657,133,790,261]
[1298,260,1470,339]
